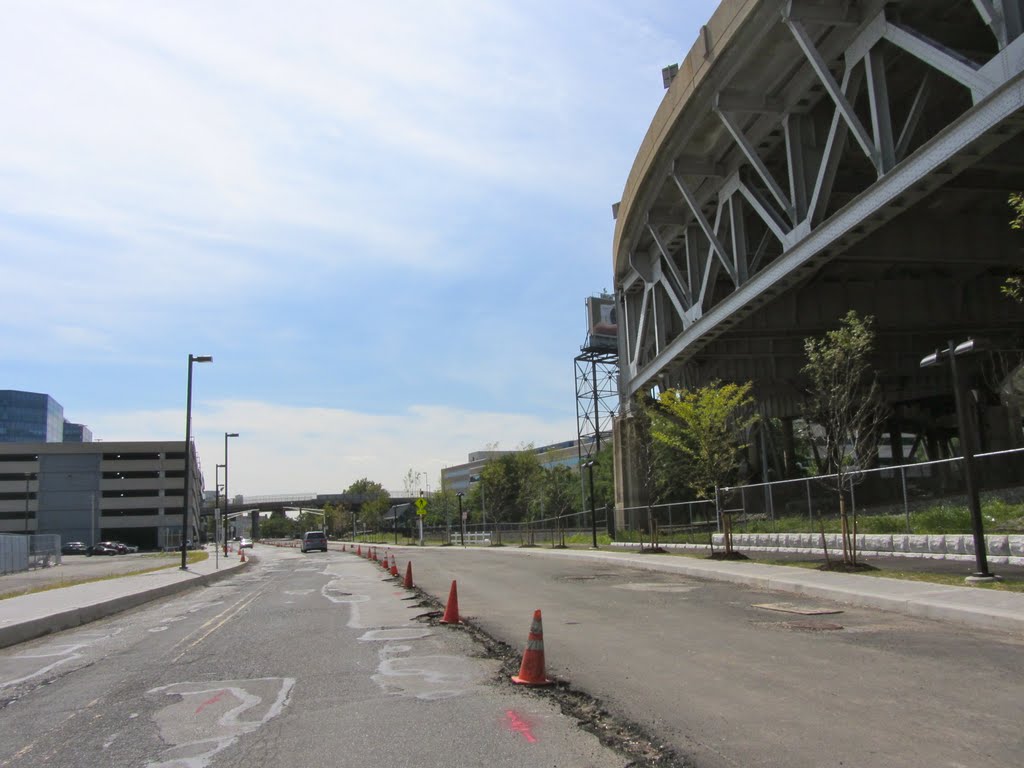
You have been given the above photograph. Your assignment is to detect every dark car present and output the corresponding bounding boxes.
[111,541,138,553]
[300,531,328,553]
[86,542,120,556]
[61,541,89,555]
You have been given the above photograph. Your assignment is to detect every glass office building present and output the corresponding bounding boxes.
[0,390,65,443]
[63,421,93,443]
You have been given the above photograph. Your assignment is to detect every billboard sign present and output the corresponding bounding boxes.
[586,295,617,348]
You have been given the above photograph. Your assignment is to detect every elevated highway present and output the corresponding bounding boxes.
[612,0,1024,507]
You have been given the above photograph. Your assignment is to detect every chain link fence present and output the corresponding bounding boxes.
[618,447,1024,539]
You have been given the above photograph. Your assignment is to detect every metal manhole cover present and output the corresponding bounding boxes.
[752,602,843,616]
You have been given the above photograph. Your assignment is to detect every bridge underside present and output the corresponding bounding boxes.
[612,0,1024,508]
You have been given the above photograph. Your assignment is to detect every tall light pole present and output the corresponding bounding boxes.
[223,432,239,555]
[583,460,598,549]
[457,491,465,547]
[214,463,225,568]
[920,338,995,580]
[181,354,213,569]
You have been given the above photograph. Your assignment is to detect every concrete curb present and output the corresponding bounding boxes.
[0,559,248,650]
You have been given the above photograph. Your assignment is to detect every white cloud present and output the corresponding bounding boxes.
[80,399,578,496]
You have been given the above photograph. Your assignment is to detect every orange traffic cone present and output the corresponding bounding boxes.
[239,548,246,562]
[511,610,553,686]
[382,552,390,570]
[390,556,399,577]
[439,580,462,624]
[403,561,414,589]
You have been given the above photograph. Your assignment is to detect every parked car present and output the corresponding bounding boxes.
[61,541,89,555]
[239,537,253,549]
[111,541,138,553]
[300,531,328,553]
[86,542,120,556]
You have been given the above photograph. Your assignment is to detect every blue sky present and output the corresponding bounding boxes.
[2,1,718,495]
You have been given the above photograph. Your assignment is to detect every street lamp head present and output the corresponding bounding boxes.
[457,491,464,498]
[954,337,990,356]
[226,432,239,438]
[190,354,214,363]
[919,349,942,369]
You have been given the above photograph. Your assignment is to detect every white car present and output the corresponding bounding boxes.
[239,537,253,549]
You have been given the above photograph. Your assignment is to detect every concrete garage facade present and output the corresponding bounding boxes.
[0,441,205,550]
[611,0,1024,519]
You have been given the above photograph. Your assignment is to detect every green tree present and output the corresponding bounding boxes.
[802,310,888,566]
[1005,193,1024,302]
[260,513,295,539]
[650,381,759,555]
[428,479,457,540]
[477,447,544,543]
[630,394,662,547]
[541,464,577,519]
[345,478,390,536]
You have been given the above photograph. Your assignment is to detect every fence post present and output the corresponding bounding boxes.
[901,465,911,534]
[715,486,722,533]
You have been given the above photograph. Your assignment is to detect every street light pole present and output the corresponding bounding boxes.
[181,354,213,569]
[457,492,465,547]
[223,432,239,555]
[584,460,598,549]
[214,463,225,569]
[920,338,994,580]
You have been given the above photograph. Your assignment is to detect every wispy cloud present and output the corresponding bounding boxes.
[82,399,578,495]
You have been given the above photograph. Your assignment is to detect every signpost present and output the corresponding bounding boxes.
[415,497,427,546]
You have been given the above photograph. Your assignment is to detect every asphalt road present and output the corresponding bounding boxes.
[0,546,626,768]
[394,545,1024,768]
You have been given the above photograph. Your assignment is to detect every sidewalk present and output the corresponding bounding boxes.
[0,548,248,649]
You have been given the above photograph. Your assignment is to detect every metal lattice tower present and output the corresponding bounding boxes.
[575,346,619,462]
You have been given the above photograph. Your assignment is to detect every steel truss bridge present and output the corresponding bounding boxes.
[612,0,1024,510]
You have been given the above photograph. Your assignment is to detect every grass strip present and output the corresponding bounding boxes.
[0,550,210,601]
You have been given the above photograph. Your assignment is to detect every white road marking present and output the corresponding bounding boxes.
[145,677,294,768]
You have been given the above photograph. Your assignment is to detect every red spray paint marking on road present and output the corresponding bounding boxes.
[195,691,227,714]
[504,710,538,743]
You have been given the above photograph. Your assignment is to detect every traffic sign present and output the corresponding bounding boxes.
[415,497,428,516]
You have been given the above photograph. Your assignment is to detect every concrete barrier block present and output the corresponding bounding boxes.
[928,535,947,554]
[1009,535,1024,557]
[987,535,1010,556]
[945,535,967,555]
[800,533,817,548]
[964,536,975,555]
[711,534,725,547]
[908,535,930,553]
[891,534,909,553]
[861,534,893,553]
